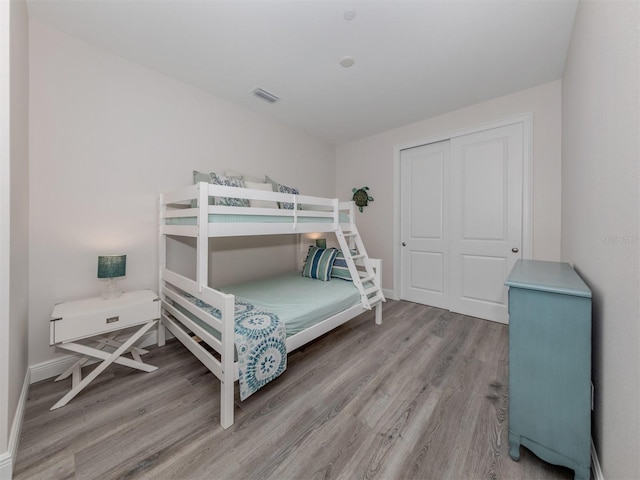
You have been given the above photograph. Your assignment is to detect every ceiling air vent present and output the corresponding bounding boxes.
[251,87,280,104]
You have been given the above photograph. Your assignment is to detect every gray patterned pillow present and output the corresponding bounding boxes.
[277,183,300,209]
[210,173,249,207]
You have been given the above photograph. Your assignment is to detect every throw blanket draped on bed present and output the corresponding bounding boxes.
[180,294,287,400]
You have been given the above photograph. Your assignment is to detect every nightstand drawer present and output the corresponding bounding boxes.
[51,290,160,344]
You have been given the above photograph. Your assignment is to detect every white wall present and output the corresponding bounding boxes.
[336,81,562,292]
[29,20,335,368]
[0,0,30,477]
[561,1,640,478]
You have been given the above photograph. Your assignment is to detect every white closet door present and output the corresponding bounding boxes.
[400,141,450,309]
[449,123,523,323]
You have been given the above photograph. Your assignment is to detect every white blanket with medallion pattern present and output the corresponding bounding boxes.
[180,293,287,400]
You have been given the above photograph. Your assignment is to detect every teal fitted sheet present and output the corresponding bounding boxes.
[221,271,360,336]
[165,212,349,225]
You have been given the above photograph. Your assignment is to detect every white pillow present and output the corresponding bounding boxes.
[244,181,279,209]
[224,169,263,184]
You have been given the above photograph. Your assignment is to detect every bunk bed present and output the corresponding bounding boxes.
[158,181,385,429]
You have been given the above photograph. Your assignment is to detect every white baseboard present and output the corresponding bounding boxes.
[30,354,84,385]
[382,288,396,300]
[592,437,604,480]
[0,452,10,479]
[0,369,30,480]
[30,330,159,384]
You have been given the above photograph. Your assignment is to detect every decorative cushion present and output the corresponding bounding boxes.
[265,175,279,192]
[265,175,301,209]
[210,173,249,207]
[193,170,211,184]
[302,246,338,281]
[244,181,279,209]
[242,174,265,184]
[192,170,214,207]
[277,183,300,210]
[331,250,353,281]
[224,169,264,184]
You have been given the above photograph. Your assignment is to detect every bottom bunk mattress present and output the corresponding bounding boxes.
[221,271,361,336]
[165,271,362,400]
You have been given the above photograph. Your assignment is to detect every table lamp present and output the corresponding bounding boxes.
[97,254,126,299]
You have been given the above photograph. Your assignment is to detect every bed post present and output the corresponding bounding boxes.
[220,293,236,429]
[375,303,383,325]
[197,182,208,293]
[158,194,167,346]
[372,258,383,325]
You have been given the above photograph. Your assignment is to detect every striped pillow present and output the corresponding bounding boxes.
[331,250,353,281]
[302,246,338,281]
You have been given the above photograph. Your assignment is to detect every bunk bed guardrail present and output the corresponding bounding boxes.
[161,182,347,228]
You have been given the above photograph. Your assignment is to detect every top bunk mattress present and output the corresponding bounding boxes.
[221,271,361,336]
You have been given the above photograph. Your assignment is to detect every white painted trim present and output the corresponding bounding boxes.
[393,152,402,301]
[30,355,80,385]
[521,114,533,262]
[0,0,12,472]
[0,370,29,480]
[591,438,604,480]
[0,451,10,480]
[392,113,534,299]
[382,288,396,301]
[30,331,161,383]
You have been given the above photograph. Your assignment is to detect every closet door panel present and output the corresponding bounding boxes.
[461,254,508,305]
[461,141,506,240]
[400,141,450,309]
[450,124,523,323]
[410,252,444,294]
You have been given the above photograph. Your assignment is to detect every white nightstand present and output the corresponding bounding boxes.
[49,289,161,410]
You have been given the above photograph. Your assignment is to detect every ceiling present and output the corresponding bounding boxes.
[26,0,578,145]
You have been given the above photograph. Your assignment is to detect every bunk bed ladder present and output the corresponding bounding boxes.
[335,224,385,310]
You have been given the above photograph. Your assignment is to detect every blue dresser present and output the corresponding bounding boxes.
[505,260,592,480]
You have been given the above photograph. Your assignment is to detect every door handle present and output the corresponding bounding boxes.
[402,242,406,247]
[512,247,519,253]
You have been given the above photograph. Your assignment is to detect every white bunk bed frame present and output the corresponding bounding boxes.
[158,182,384,429]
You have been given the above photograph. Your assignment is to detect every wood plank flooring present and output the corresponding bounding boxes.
[14,300,575,480]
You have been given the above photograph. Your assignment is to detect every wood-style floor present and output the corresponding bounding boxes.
[14,300,575,480]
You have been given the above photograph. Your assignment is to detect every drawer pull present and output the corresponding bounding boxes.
[106,316,119,324]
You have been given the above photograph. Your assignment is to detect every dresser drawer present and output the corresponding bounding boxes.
[51,290,160,344]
